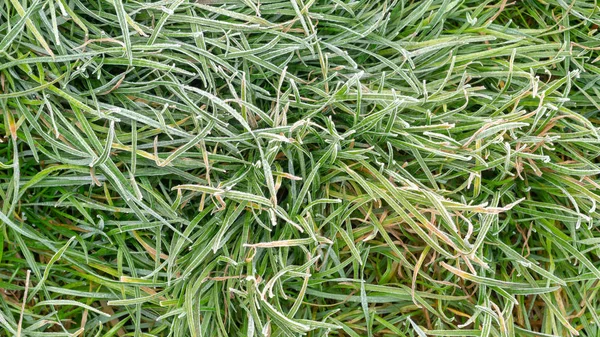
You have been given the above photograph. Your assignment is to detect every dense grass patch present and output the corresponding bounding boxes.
[1,0,600,336]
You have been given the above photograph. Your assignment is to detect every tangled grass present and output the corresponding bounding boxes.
[1,0,600,336]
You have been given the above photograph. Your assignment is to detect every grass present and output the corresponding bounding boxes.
[0,0,599,336]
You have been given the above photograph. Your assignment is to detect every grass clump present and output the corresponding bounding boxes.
[1,0,600,336]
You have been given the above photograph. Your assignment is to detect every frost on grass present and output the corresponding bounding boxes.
[0,1,599,336]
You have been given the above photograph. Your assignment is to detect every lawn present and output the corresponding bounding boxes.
[1,0,600,336]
